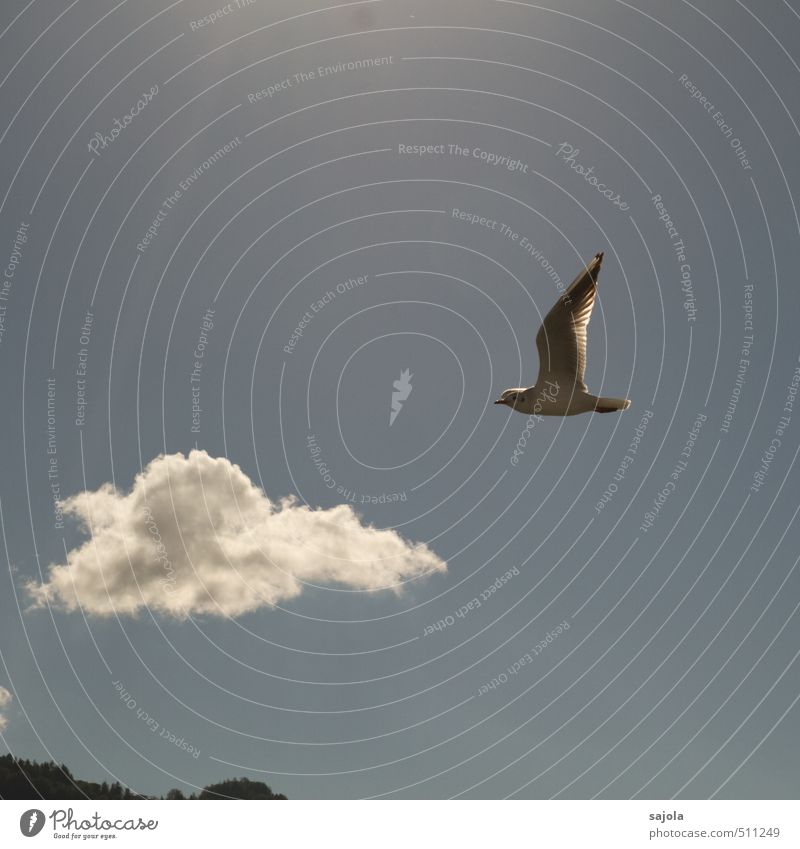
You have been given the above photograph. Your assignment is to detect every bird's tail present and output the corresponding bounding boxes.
[594,397,631,413]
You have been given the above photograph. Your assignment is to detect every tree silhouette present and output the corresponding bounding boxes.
[0,755,287,800]
[199,777,287,800]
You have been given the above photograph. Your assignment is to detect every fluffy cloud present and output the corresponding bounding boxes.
[26,450,445,618]
[0,686,11,732]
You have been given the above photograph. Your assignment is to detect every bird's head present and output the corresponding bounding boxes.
[494,388,527,409]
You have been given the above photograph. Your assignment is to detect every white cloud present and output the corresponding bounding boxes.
[26,450,445,618]
[0,686,12,732]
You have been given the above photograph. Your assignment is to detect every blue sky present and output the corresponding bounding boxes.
[1,0,799,799]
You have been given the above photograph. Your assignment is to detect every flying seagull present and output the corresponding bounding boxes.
[495,252,631,416]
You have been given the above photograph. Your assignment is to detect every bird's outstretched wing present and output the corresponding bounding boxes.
[535,252,603,391]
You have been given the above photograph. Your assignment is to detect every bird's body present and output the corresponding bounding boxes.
[495,252,631,416]
[497,383,609,416]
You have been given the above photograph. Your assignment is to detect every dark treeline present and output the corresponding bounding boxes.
[0,755,287,800]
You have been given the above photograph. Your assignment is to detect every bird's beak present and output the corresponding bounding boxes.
[494,399,504,405]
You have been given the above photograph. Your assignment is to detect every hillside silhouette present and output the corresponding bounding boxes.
[0,754,286,800]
